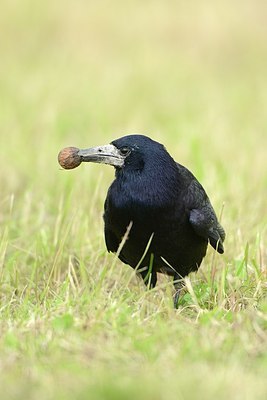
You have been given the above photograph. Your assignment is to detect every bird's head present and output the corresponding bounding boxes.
[71,134,173,173]
[58,134,180,203]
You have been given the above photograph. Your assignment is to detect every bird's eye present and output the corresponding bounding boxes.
[120,147,131,156]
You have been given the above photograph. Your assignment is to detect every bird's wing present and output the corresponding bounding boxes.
[184,174,225,254]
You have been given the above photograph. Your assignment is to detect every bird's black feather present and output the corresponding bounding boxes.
[101,134,225,305]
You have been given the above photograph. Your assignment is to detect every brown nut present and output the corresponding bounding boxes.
[58,147,81,169]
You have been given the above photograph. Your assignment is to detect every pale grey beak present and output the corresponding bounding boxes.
[78,144,124,168]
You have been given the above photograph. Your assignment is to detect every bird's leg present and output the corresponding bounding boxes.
[173,274,184,308]
[139,267,157,289]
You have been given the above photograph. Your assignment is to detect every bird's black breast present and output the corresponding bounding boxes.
[103,167,209,277]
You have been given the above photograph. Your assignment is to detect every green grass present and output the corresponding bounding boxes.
[0,0,266,399]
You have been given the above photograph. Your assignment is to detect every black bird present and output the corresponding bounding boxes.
[70,134,225,306]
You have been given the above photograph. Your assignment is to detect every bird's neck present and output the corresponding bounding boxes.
[113,159,182,208]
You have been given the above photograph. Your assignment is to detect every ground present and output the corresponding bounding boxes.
[0,1,266,399]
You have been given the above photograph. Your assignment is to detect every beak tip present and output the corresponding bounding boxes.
[58,147,82,169]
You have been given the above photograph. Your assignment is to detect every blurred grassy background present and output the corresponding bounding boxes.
[1,0,267,224]
[0,0,266,399]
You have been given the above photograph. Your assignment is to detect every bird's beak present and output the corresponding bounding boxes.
[78,144,124,168]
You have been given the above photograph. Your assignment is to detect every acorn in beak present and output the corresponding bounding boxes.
[58,144,124,169]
